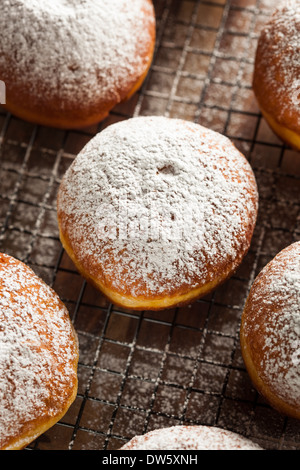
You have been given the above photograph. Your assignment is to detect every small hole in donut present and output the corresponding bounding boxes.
[157,164,176,175]
[68,63,80,72]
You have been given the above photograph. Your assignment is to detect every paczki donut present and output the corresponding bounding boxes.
[252,1,300,150]
[0,0,155,129]
[120,425,263,450]
[240,242,300,420]
[0,253,79,450]
[57,116,258,311]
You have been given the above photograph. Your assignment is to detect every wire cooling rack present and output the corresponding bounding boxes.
[0,0,300,451]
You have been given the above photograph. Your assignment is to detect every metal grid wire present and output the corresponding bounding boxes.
[0,0,300,450]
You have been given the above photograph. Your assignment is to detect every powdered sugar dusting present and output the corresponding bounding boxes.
[121,425,263,450]
[255,0,300,126]
[243,242,300,408]
[0,253,78,449]
[0,0,154,106]
[57,116,258,298]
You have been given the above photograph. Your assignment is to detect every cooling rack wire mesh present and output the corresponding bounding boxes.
[0,0,299,451]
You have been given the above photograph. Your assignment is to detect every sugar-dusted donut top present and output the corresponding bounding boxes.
[57,116,258,298]
[242,242,300,409]
[120,425,263,450]
[0,253,78,449]
[0,0,155,105]
[254,0,300,129]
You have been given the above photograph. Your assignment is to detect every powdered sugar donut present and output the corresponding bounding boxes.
[0,253,79,450]
[57,116,258,311]
[253,1,300,150]
[240,242,300,419]
[120,425,263,450]
[0,0,155,129]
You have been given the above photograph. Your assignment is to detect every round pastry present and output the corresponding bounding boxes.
[0,0,155,129]
[120,425,263,450]
[57,116,258,311]
[252,1,300,150]
[240,242,300,420]
[0,253,79,450]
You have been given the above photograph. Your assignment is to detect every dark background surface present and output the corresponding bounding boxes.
[0,0,299,450]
